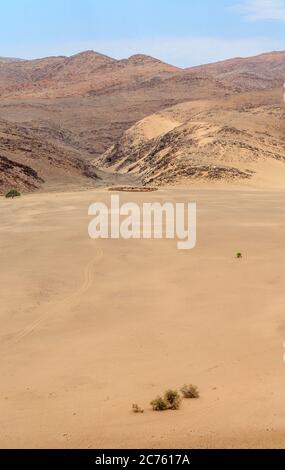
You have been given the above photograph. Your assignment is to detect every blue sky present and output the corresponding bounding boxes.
[0,0,285,66]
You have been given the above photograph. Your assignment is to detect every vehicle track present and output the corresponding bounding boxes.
[11,250,104,344]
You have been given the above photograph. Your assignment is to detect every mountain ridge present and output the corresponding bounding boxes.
[0,49,284,192]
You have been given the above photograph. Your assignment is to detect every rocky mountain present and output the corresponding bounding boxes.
[0,118,98,192]
[0,49,284,192]
[186,51,285,90]
[0,51,179,98]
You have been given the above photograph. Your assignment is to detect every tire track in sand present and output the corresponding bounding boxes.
[11,250,104,344]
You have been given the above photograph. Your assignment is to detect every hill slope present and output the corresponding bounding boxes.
[0,119,99,193]
[0,50,284,191]
[99,91,285,186]
[186,51,285,90]
[0,51,180,98]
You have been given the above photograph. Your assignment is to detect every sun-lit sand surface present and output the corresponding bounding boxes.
[0,187,285,449]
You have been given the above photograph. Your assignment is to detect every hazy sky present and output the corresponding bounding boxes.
[1,0,285,66]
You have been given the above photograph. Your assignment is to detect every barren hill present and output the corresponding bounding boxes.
[186,51,285,90]
[1,50,283,99]
[0,51,236,174]
[0,51,180,98]
[0,50,284,191]
[0,119,98,192]
[99,90,285,186]
[0,57,22,63]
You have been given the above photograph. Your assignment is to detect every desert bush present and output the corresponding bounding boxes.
[132,404,144,414]
[236,252,243,259]
[151,390,181,411]
[164,389,181,410]
[150,396,169,411]
[5,189,21,199]
[181,384,200,399]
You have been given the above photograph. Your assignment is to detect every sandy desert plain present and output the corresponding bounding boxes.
[0,171,285,449]
[0,49,285,449]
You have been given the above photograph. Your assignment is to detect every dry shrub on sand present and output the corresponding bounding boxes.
[151,390,181,411]
[132,404,144,414]
[180,384,200,399]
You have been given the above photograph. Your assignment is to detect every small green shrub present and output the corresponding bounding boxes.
[5,189,21,199]
[132,404,144,414]
[236,252,243,259]
[181,384,200,399]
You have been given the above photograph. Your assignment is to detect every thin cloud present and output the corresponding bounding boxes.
[236,0,285,21]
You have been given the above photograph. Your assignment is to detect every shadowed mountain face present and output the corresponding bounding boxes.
[0,118,99,193]
[0,50,284,192]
